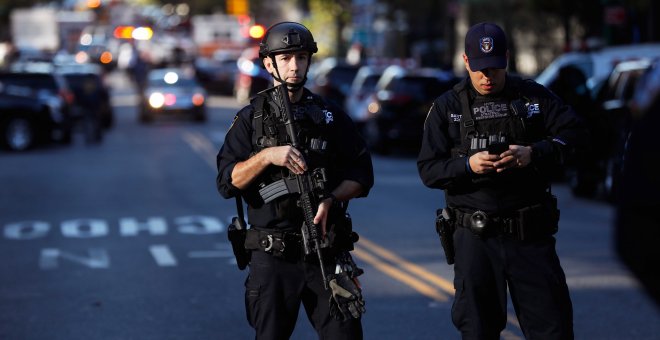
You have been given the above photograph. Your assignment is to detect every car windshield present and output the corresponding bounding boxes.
[361,74,381,92]
[327,66,360,91]
[64,73,98,83]
[63,74,103,95]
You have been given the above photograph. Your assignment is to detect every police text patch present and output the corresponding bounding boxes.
[471,98,510,120]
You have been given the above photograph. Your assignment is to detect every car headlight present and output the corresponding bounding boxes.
[149,92,165,108]
[238,58,259,77]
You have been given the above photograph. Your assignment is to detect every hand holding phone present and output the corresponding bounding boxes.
[487,142,509,155]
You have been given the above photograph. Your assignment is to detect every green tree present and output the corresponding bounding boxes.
[305,0,352,58]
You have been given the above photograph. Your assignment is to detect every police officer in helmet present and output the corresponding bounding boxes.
[418,22,587,339]
[216,22,373,339]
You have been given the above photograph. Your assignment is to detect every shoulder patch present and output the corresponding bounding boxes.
[324,109,334,124]
[450,113,462,122]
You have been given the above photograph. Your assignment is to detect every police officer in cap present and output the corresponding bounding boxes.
[418,22,587,339]
[216,21,373,339]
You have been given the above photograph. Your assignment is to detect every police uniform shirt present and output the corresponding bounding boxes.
[217,88,374,230]
[418,76,587,213]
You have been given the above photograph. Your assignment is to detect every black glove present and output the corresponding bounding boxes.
[328,271,366,321]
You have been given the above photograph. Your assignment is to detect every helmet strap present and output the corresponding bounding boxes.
[269,53,311,93]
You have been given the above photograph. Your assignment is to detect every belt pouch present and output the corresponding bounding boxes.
[244,229,261,250]
[517,203,558,241]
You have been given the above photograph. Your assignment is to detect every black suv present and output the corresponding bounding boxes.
[361,65,458,153]
[0,91,58,151]
[568,59,654,200]
[309,58,361,109]
[0,70,75,149]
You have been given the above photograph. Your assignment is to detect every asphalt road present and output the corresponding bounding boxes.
[0,72,658,339]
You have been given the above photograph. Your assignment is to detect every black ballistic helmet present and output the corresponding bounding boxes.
[259,22,318,59]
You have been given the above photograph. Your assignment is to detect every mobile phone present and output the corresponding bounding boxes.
[487,142,509,155]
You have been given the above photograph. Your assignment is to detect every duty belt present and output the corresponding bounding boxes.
[244,228,303,259]
[451,204,557,241]
[453,209,518,238]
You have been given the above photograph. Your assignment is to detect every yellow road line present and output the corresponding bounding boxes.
[358,237,455,295]
[353,247,449,302]
[356,238,522,338]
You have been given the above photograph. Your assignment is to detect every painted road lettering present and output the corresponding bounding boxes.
[120,217,168,236]
[37,244,235,270]
[40,248,110,269]
[3,215,225,240]
[1,216,230,270]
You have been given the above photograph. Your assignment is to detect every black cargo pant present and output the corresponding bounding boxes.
[245,249,363,340]
[452,227,574,340]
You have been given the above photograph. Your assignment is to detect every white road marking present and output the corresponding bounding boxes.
[188,243,233,258]
[149,244,178,267]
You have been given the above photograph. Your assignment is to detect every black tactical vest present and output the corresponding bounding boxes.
[248,89,337,202]
[451,76,546,158]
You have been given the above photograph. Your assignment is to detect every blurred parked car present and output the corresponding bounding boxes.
[194,55,239,95]
[536,43,660,96]
[361,65,458,153]
[76,25,119,71]
[0,91,56,151]
[0,66,74,145]
[57,63,113,143]
[140,68,207,123]
[615,59,660,306]
[566,58,655,199]
[344,65,386,129]
[234,46,271,103]
[308,58,361,108]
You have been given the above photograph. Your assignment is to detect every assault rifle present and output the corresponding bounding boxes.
[257,84,330,289]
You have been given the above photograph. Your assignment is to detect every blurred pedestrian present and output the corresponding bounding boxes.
[216,22,373,339]
[77,76,104,143]
[418,22,588,339]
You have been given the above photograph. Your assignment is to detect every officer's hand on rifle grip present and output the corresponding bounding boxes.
[314,197,333,238]
[266,145,307,174]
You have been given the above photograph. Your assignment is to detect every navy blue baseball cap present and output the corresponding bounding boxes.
[465,22,508,71]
